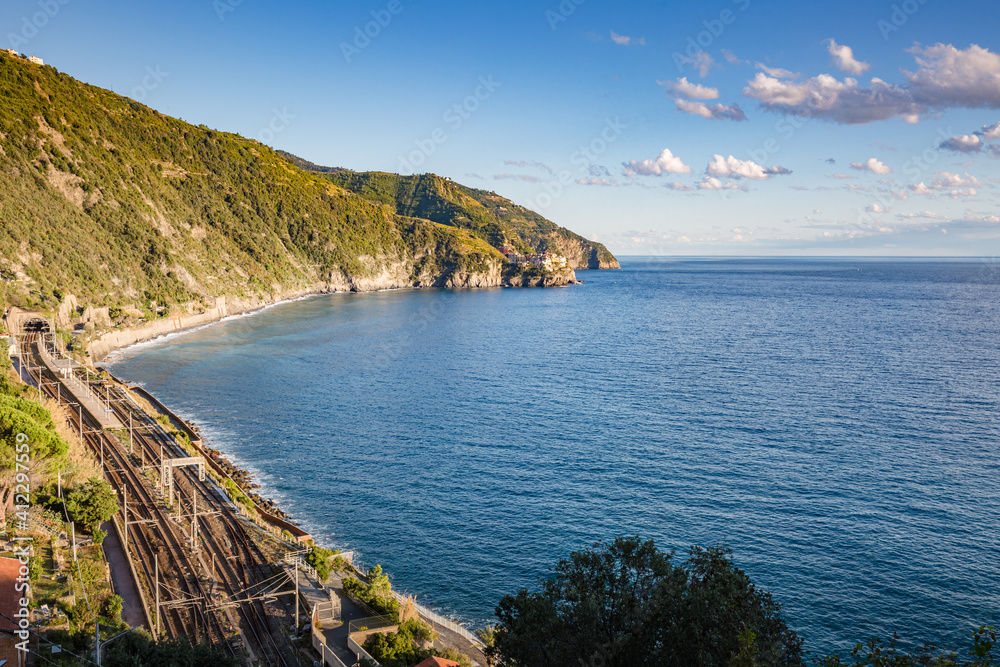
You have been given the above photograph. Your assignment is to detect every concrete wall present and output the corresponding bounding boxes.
[88,295,243,361]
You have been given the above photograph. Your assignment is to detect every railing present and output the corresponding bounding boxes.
[313,598,340,625]
[347,614,397,636]
[392,591,485,648]
[234,502,299,547]
[284,552,318,579]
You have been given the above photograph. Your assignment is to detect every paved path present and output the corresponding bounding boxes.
[291,570,368,665]
[100,520,147,630]
[299,570,487,667]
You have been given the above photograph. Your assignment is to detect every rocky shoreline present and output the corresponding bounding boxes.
[87,270,580,362]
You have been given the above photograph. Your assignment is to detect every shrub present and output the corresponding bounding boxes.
[65,478,118,534]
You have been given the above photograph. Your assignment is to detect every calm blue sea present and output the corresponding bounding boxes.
[107,258,1000,656]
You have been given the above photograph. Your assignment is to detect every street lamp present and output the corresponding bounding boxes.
[95,624,133,666]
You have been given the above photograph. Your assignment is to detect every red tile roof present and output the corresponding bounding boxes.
[413,658,461,667]
[0,556,24,666]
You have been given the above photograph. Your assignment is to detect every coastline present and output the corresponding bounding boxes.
[89,287,331,362]
[89,272,581,362]
[101,334,490,638]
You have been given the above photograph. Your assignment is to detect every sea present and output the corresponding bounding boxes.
[105,257,1000,657]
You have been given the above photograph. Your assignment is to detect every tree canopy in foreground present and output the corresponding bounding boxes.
[488,537,996,667]
[489,536,803,667]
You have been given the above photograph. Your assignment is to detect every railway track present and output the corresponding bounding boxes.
[22,327,301,666]
[104,383,294,667]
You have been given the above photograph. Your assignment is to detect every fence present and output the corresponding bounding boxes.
[313,598,340,626]
[392,591,485,649]
[235,502,300,548]
[284,552,318,580]
[347,614,397,637]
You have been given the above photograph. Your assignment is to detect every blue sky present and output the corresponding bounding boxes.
[4,0,1000,256]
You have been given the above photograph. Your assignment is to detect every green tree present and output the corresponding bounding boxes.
[364,619,436,667]
[343,564,400,615]
[815,626,996,666]
[65,477,119,534]
[102,628,238,667]
[491,536,803,667]
[306,545,335,580]
[102,594,123,625]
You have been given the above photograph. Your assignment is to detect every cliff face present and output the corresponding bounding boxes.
[287,164,620,271]
[0,54,568,321]
[535,234,620,270]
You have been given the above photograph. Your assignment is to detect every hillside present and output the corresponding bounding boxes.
[279,153,620,270]
[0,52,531,321]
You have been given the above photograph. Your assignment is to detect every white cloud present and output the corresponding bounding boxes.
[660,77,719,100]
[866,203,888,213]
[622,149,692,177]
[850,158,892,174]
[908,172,982,198]
[744,72,919,124]
[611,31,645,46]
[697,177,742,190]
[494,173,541,182]
[679,52,715,77]
[895,211,948,221]
[745,44,1000,124]
[825,39,870,75]
[675,99,747,121]
[906,43,1000,108]
[832,173,854,180]
[933,172,981,188]
[706,155,790,180]
[981,121,1000,139]
[665,182,694,191]
[939,134,983,153]
[756,63,798,79]
[722,49,745,65]
[504,160,554,175]
[576,177,618,186]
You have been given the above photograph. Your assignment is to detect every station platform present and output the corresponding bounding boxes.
[37,344,123,430]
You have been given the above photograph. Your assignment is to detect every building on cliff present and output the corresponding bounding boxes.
[498,248,569,271]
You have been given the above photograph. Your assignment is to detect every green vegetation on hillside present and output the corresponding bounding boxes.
[0,53,510,316]
[344,564,400,616]
[0,340,68,466]
[279,152,620,270]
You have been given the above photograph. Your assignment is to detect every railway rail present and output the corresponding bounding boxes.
[21,325,302,666]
